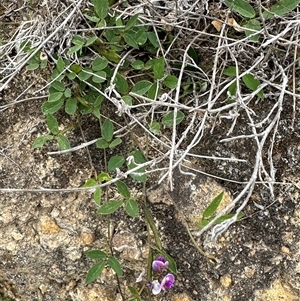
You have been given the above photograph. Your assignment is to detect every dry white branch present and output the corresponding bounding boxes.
[196,60,288,239]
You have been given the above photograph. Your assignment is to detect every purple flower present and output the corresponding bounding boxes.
[148,280,162,295]
[161,273,175,290]
[152,256,169,273]
[148,273,175,295]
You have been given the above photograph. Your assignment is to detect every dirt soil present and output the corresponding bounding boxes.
[1,1,300,301]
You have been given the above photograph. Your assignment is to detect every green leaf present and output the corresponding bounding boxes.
[202,192,224,219]
[131,80,152,95]
[242,74,264,98]
[67,72,75,80]
[244,19,261,42]
[107,256,123,276]
[46,114,59,135]
[84,14,100,23]
[145,59,156,69]
[51,67,63,80]
[70,64,82,73]
[95,95,104,107]
[20,40,32,52]
[92,71,106,84]
[131,60,144,70]
[84,178,97,187]
[94,187,102,205]
[198,219,210,229]
[109,138,122,148]
[147,32,159,48]
[78,70,92,81]
[130,150,146,164]
[125,199,139,217]
[116,180,130,199]
[187,46,199,64]
[128,286,140,297]
[263,0,300,18]
[26,63,39,71]
[72,35,85,45]
[92,57,108,71]
[42,99,64,114]
[127,150,147,183]
[67,44,83,55]
[85,261,106,284]
[56,135,71,151]
[101,119,114,142]
[85,36,98,47]
[147,82,158,100]
[162,111,185,127]
[122,95,132,106]
[223,66,237,77]
[135,29,148,46]
[97,172,111,182]
[104,29,115,42]
[97,200,123,214]
[56,57,65,73]
[153,57,165,80]
[32,135,53,149]
[93,0,109,19]
[51,81,65,92]
[124,32,139,48]
[100,48,121,63]
[96,139,109,149]
[150,121,160,134]
[165,253,177,274]
[125,14,139,31]
[115,73,129,95]
[215,213,243,224]
[65,98,77,115]
[96,19,107,27]
[85,250,106,260]
[40,59,48,69]
[28,55,39,64]
[115,17,123,26]
[48,91,64,102]
[199,213,243,228]
[225,0,256,18]
[242,74,260,90]
[108,155,125,171]
[228,81,237,97]
[164,75,178,89]
[64,88,71,98]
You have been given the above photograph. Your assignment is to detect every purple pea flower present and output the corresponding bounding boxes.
[152,256,169,273]
[161,273,175,290]
[148,280,162,295]
[148,273,175,295]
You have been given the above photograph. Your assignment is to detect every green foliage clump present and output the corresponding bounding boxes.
[225,0,300,41]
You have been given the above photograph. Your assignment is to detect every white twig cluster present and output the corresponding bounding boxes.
[0,0,85,93]
[1,0,299,241]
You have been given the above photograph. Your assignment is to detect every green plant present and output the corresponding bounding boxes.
[225,0,300,41]
[21,41,48,70]
[223,65,264,101]
[198,192,243,229]
[29,0,280,298]
[96,119,122,149]
[84,176,140,217]
[85,249,122,284]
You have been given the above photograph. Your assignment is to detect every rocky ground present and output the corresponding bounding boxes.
[1,1,300,301]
